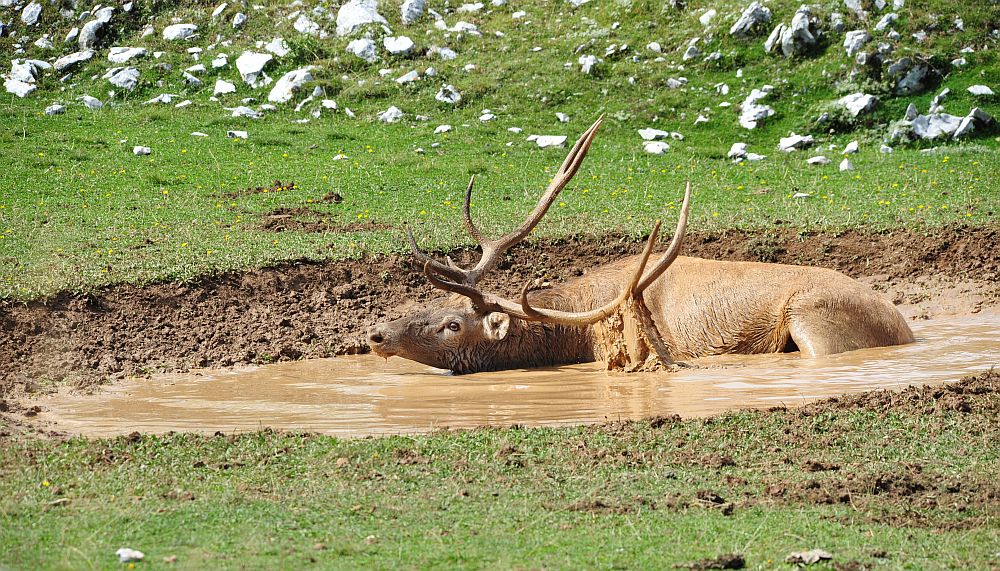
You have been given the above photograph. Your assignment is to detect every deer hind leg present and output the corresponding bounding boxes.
[787,296,914,357]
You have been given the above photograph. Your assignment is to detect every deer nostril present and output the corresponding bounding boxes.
[368,327,385,345]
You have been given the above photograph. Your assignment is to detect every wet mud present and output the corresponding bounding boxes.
[1,225,998,409]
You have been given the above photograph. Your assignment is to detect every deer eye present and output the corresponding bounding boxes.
[447,321,461,332]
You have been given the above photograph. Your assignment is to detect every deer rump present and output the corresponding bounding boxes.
[367,117,914,374]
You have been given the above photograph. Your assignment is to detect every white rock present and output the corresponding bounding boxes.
[639,128,669,141]
[214,79,237,95]
[346,39,378,63]
[746,153,767,161]
[116,548,144,563]
[880,144,893,153]
[646,42,661,53]
[337,0,387,37]
[512,10,526,18]
[396,70,419,84]
[108,47,147,63]
[779,133,814,151]
[21,2,42,25]
[968,85,994,96]
[792,192,812,199]
[836,92,878,117]
[556,112,569,123]
[43,103,65,115]
[8,62,36,83]
[163,23,198,41]
[839,158,854,171]
[384,36,414,55]
[293,14,320,36]
[479,112,495,122]
[64,27,80,43]
[401,0,427,25]
[739,87,775,129]
[229,106,262,118]
[666,77,688,89]
[843,30,870,57]
[54,50,94,71]
[457,2,483,13]
[378,106,404,123]
[4,79,36,97]
[264,38,290,57]
[842,140,859,154]
[212,2,228,18]
[508,127,523,134]
[578,54,597,74]
[535,135,567,148]
[433,46,458,60]
[269,67,314,103]
[105,67,140,90]
[78,19,104,49]
[227,130,248,139]
[728,142,748,159]
[434,124,452,134]
[729,2,771,38]
[79,95,103,109]
[643,141,670,155]
[806,155,831,165]
[232,12,247,29]
[235,52,273,87]
[874,12,898,32]
[699,9,717,27]
[435,84,461,105]
[133,146,151,155]
[212,54,229,68]
[912,113,963,140]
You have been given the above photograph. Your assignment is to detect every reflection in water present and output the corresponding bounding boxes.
[31,313,1000,437]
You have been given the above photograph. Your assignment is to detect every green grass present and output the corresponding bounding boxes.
[1,0,999,299]
[2,391,998,569]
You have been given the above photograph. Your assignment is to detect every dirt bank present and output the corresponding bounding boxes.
[1,225,998,402]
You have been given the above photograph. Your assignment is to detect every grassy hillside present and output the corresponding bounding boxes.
[1,0,998,298]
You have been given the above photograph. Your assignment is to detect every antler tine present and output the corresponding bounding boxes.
[461,174,486,245]
[407,226,467,284]
[516,219,663,325]
[462,115,605,284]
[636,182,692,293]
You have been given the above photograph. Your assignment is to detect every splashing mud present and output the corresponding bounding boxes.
[25,312,1000,437]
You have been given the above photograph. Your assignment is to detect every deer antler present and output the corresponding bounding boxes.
[410,115,605,288]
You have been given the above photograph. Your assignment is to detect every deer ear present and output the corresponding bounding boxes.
[483,312,510,340]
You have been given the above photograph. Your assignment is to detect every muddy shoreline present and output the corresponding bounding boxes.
[2,225,999,406]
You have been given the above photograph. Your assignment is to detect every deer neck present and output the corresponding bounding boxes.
[490,288,597,369]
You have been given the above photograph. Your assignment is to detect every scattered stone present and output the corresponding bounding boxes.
[968,85,994,96]
[163,24,198,41]
[214,79,237,95]
[294,14,321,36]
[836,92,878,117]
[212,54,229,68]
[889,58,932,96]
[4,79,36,97]
[875,12,898,32]
[401,0,427,25]
[666,77,688,89]
[766,6,817,57]
[108,47,147,64]
[54,50,94,72]
[479,110,495,122]
[431,46,458,60]
[144,93,176,104]
[434,124,451,134]
[229,106,262,119]
[378,106,404,123]
[556,112,570,123]
[132,146,151,156]
[739,86,775,129]
[843,0,866,19]
[105,67,140,90]
[699,9,717,27]
[396,70,419,84]
[21,1,42,25]
[880,144,893,153]
[729,2,772,38]
[639,128,669,141]
[683,43,701,61]
[534,135,567,148]
[346,38,377,63]
[457,2,483,13]
[728,142,748,159]
[78,19,106,50]
[384,36,414,55]
[79,95,103,109]
[578,54,597,74]
[806,155,831,165]
[435,84,461,105]
[212,2,228,18]
[843,30,870,57]
[232,12,247,29]
[235,51,273,87]
[44,103,66,115]
[227,130,248,139]
[646,42,661,53]
[263,37,290,57]
[337,0,387,37]
[912,113,963,140]
[779,133,814,151]
[786,549,832,565]
[116,548,145,563]
[269,67,314,103]
[643,141,670,154]
[839,158,854,171]
[842,140,859,154]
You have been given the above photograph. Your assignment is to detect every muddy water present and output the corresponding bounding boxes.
[31,313,1000,437]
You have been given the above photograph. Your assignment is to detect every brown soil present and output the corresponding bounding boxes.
[1,225,998,404]
[260,207,392,233]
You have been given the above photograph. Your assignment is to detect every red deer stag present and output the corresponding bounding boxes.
[367,117,915,373]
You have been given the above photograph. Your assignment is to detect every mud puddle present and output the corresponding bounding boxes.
[26,312,1000,437]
